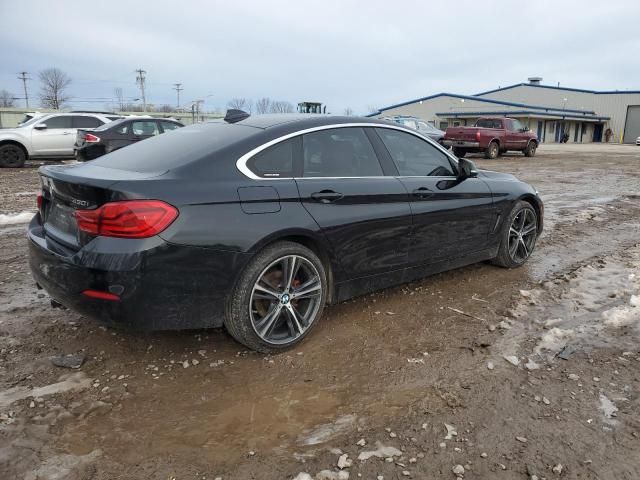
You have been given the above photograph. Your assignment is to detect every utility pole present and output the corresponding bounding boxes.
[173,83,183,109]
[18,72,30,108]
[135,69,147,112]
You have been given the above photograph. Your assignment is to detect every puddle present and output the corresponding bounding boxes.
[496,244,640,361]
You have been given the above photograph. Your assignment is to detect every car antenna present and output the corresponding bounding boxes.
[224,109,250,123]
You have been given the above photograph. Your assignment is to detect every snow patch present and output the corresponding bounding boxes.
[298,414,356,446]
[535,327,575,355]
[0,372,91,408]
[357,443,402,461]
[599,394,618,425]
[0,211,34,225]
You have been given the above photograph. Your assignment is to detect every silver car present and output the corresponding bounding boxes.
[0,112,115,167]
[383,116,446,145]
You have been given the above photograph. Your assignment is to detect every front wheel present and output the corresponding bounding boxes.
[0,144,26,168]
[523,141,537,157]
[492,201,538,268]
[225,241,327,353]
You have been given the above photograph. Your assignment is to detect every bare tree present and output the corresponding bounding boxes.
[343,107,354,116]
[123,102,143,112]
[270,100,294,114]
[157,104,174,113]
[114,87,125,111]
[366,105,378,115]
[255,97,272,114]
[0,89,16,107]
[227,97,250,111]
[38,68,72,109]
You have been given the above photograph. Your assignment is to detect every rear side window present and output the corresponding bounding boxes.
[161,121,182,132]
[302,127,383,177]
[40,116,72,129]
[73,116,104,128]
[247,139,293,178]
[377,128,455,177]
[132,121,160,136]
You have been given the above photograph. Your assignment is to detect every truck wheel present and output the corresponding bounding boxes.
[484,141,499,159]
[523,141,537,157]
[0,144,26,168]
[453,147,466,158]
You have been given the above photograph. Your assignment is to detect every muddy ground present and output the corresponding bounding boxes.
[1,144,639,480]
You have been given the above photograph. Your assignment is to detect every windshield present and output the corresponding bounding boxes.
[18,116,45,127]
[94,118,127,132]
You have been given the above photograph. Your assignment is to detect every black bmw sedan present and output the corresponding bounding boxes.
[74,117,184,161]
[28,112,543,352]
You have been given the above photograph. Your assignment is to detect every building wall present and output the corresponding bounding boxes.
[477,85,640,143]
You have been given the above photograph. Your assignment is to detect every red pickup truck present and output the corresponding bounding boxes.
[443,117,538,159]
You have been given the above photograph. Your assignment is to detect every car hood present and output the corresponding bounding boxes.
[476,169,518,181]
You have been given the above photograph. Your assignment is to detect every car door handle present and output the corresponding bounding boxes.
[311,190,344,203]
[62,131,72,135]
[412,187,434,198]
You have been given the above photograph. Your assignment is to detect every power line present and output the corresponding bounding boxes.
[135,68,147,112]
[173,83,183,109]
[17,72,30,108]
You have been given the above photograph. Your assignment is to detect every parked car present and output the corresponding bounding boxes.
[384,116,446,145]
[75,117,184,161]
[443,117,538,159]
[29,113,543,352]
[0,112,116,167]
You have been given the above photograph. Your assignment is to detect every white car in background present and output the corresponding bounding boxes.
[0,112,116,167]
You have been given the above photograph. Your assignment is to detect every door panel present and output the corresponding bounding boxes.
[397,176,494,265]
[374,127,495,266]
[296,177,412,278]
[31,116,75,156]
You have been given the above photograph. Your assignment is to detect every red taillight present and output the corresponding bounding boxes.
[82,289,120,301]
[476,131,481,141]
[37,193,43,209]
[74,200,178,238]
[84,133,100,143]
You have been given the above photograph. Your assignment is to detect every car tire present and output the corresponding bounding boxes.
[453,147,466,158]
[0,144,26,168]
[492,200,538,268]
[225,241,327,353]
[523,141,537,157]
[484,141,499,159]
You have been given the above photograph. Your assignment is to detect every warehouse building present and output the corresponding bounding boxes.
[371,78,640,144]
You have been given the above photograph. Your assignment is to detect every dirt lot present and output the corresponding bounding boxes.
[1,144,639,480]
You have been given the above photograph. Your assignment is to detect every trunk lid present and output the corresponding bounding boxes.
[38,163,167,251]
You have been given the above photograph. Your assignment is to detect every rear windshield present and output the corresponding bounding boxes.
[475,119,502,128]
[89,121,258,172]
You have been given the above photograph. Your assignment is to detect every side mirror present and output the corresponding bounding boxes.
[520,127,529,133]
[34,123,47,130]
[457,158,478,180]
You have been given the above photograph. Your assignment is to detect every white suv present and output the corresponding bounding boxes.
[0,112,116,167]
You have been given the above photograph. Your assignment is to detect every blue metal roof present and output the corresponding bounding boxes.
[475,83,640,96]
[371,92,597,116]
[435,110,610,121]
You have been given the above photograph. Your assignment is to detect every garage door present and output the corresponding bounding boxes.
[623,105,640,143]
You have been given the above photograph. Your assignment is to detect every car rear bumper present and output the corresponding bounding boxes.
[442,140,480,148]
[27,217,251,331]
[74,145,104,161]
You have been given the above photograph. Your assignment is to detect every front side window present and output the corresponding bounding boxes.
[377,128,455,177]
[247,139,293,178]
[132,121,160,136]
[39,116,72,129]
[302,127,383,177]
[510,119,525,131]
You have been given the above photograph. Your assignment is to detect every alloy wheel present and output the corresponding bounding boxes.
[508,208,537,262]
[250,255,322,345]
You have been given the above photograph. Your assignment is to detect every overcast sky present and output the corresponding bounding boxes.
[1,0,639,114]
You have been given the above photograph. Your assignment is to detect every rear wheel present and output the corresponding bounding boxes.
[523,141,537,157]
[0,144,26,168]
[484,141,499,159]
[225,241,327,353]
[453,147,466,158]
[492,201,538,268]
